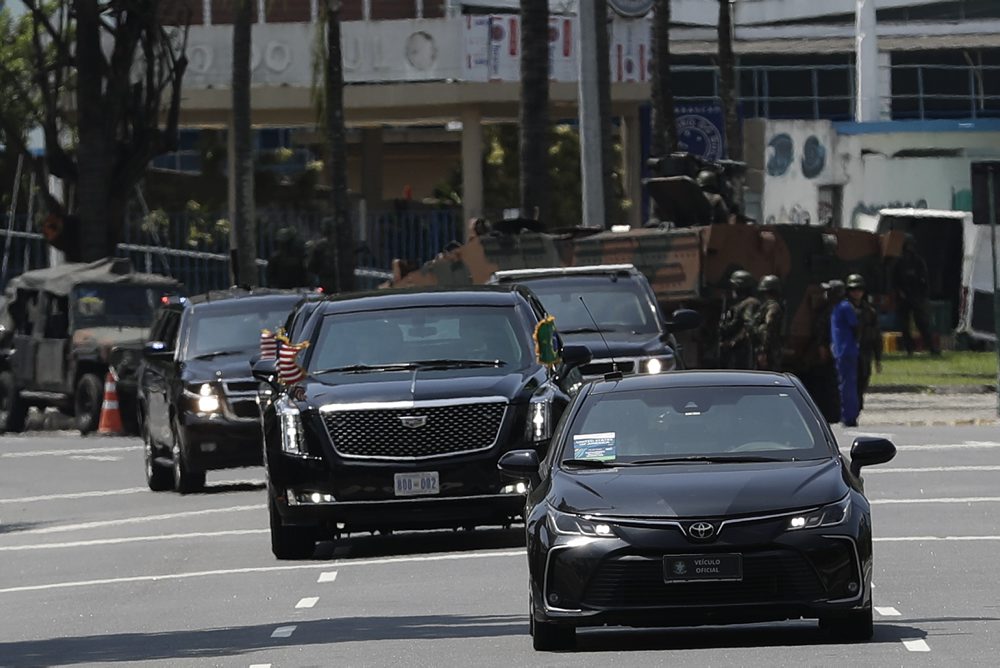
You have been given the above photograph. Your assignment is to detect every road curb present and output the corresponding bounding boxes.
[868,384,997,395]
[864,417,999,427]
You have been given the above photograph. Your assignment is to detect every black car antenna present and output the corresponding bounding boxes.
[578,296,623,381]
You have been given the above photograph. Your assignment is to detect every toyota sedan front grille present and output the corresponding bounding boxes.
[321,400,508,460]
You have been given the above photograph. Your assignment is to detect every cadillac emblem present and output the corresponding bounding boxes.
[399,415,427,429]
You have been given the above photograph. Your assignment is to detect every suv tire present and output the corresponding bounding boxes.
[144,424,173,492]
[171,418,205,494]
[74,373,104,435]
[0,371,28,433]
[269,494,317,560]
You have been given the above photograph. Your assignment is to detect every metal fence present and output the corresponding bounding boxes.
[0,207,462,294]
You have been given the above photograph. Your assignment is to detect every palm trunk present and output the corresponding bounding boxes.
[594,0,617,226]
[718,0,741,161]
[519,0,550,223]
[325,1,354,292]
[231,0,257,286]
[650,0,677,157]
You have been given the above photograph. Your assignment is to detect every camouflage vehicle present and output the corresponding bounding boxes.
[0,258,180,434]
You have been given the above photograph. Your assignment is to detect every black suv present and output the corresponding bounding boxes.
[489,265,700,380]
[139,289,305,493]
[255,286,591,559]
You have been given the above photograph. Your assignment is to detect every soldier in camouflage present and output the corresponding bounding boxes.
[848,274,883,411]
[697,170,731,225]
[754,275,785,371]
[718,269,760,369]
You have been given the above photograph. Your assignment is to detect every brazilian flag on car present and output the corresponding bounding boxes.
[533,316,560,368]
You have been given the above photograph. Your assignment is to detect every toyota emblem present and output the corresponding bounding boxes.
[688,521,716,540]
[399,415,427,428]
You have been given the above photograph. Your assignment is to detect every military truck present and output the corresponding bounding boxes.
[0,258,180,434]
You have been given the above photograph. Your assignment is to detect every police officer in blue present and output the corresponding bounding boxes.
[831,276,861,427]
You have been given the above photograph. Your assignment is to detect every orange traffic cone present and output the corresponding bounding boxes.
[98,371,125,435]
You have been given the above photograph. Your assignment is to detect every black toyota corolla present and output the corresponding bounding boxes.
[499,371,897,651]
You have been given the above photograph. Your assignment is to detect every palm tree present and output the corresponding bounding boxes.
[519,0,550,223]
[323,0,354,292]
[231,0,257,286]
[650,0,677,157]
[718,0,741,161]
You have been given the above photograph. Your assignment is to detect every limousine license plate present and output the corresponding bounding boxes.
[663,554,743,583]
[394,472,440,497]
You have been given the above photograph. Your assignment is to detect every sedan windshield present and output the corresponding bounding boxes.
[562,386,829,464]
[520,276,658,335]
[309,306,530,372]
[183,302,297,360]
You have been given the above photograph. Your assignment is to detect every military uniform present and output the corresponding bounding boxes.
[850,275,882,411]
[754,275,785,372]
[719,295,760,369]
[892,240,938,355]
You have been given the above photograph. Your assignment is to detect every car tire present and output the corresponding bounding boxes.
[171,418,205,494]
[74,373,104,435]
[0,371,28,434]
[269,494,317,560]
[144,424,173,492]
[821,605,873,642]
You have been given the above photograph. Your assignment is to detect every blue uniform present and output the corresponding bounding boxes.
[830,299,860,426]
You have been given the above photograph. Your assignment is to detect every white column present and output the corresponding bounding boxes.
[577,1,606,228]
[855,0,881,122]
[47,176,65,266]
[460,107,484,239]
[622,108,643,229]
[878,51,892,120]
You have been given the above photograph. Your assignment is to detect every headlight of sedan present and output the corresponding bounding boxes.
[547,507,616,538]
[526,386,555,442]
[184,383,220,413]
[276,396,305,455]
[786,495,851,531]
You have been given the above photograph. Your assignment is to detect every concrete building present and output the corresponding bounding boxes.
[159,0,1000,230]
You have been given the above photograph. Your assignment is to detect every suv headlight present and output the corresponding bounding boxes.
[277,396,305,455]
[184,383,220,413]
[547,507,616,538]
[644,355,675,375]
[526,387,555,442]
[786,495,851,531]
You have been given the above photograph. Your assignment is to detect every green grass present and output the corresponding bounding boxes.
[871,351,998,387]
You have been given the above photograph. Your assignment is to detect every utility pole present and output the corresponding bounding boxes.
[855,0,880,122]
[987,165,1000,416]
[577,0,607,228]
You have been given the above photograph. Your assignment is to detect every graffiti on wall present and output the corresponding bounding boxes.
[765,204,812,226]
[766,133,828,179]
[801,136,827,179]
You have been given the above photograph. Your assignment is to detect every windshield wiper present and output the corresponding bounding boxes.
[189,349,248,360]
[410,359,507,369]
[311,363,419,375]
[630,455,788,465]
[560,327,608,334]
[561,459,624,469]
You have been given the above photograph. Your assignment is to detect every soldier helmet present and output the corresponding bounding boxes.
[758,274,781,294]
[822,279,846,301]
[697,170,720,193]
[846,273,866,290]
[729,269,755,290]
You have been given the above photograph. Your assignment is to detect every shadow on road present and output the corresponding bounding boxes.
[0,520,51,535]
[196,481,267,495]
[313,527,526,560]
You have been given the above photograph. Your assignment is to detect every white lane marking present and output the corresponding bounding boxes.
[317,571,338,583]
[21,504,264,535]
[871,496,1000,505]
[0,529,269,552]
[0,550,524,595]
[902,639,931,652]
[876,535,1000,542]
[68,455,122,462]
[0,487,147,504]
[295,597,319,609]
[897,441,1000,451]
[248,664,271,668]
[270,626,297,639]
[867,465,1000,474]
[0,446,141,458]
[875,606,901,617]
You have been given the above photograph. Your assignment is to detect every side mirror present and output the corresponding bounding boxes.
[849,436,896,477]
[142,341,173,360]
[665,308,702,332]
[561,344,592,369]
[252,358,278,383]
[498,449,541,486]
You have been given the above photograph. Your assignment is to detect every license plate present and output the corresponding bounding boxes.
[663,553,743,583]
[393,472,440,497]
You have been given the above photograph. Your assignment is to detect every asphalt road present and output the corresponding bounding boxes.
[2,423,1000,667]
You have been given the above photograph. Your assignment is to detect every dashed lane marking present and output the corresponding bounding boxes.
[0,446,141,458]
[318,571,338,583]
[0,529,269,552]
[0,487,148,504]
[871,496,1000,505]
[19,504,264,535]
[876,535,1000,542]
[248,664,271,668]
[896,441,1000,451]
[0,550,524,595]
[875,606,901,616]
[867,465,1000,474]
[68,455,122,462]
[902,639,932,652]
[270,626,296,639]
[295,597,319,609]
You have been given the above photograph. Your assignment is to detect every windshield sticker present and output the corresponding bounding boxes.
[573,432,617,461]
